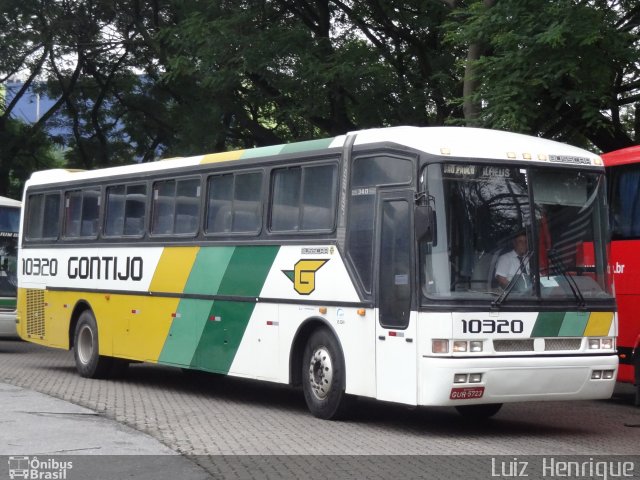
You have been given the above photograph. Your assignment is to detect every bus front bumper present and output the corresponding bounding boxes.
[419,354,618,406]
[0,310,17,337]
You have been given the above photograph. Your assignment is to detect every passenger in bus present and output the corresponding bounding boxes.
[495,231,529,289]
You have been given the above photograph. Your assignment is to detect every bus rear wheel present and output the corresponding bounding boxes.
[302,328,349,420]
[73,310,113,378]
[455,403,503,419]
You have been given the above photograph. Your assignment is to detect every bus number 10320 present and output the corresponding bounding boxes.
[461,319,524,334]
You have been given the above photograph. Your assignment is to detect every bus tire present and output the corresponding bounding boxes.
[455,403,503,419]
[73,310,112,379]
[302,328,349,420]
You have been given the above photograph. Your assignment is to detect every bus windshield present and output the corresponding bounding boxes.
[0,205,19,302]
[419,163,612,304]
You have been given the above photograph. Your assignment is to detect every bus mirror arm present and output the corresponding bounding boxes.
[415,205,435,243]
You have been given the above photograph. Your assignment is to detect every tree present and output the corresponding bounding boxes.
[157,0,462,149]
[44,0,181,168]
[448,0,640,151]
[3,0,637,184]
[0,0,84,196]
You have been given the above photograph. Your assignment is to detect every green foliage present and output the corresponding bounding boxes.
[446,0,639,149]
[157,0,402,148]
[0,118,63,199]
[1,0,638,184]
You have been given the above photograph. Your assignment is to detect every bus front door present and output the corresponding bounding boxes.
[375,193,417,404]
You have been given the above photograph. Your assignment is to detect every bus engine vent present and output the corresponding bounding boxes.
[493,339,534,352]
[544,338,582,351]
[26,289,45,338]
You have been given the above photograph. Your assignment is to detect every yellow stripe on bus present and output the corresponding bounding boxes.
[108,294,179,363]
[200,150,244,164]
[583,311,614,336]
[149,247,200,293]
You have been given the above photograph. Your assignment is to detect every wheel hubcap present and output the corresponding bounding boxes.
[308,346,333,400]
[77,325,94,365]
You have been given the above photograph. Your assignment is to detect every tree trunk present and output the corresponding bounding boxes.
[462,0,496,126]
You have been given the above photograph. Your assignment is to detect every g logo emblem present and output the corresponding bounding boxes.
[283,259,328,295]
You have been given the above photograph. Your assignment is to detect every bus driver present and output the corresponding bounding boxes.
[495,231,529,289]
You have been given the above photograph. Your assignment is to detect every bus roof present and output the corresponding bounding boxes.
[25,126,603,186]
[601,145,640,167]
[0,196,21,208]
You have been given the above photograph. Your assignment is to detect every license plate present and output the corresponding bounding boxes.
[450,386,485,400]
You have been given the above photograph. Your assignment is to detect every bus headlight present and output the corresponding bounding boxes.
[589,338,615,350]
[591,370,615,380]
[453,341,467,353]
[601,338,614,349]
[451,340,484,353]
[432,339,449,354]
[454,374,468,383]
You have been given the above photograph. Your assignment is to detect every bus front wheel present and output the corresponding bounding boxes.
[302,328,349,420]
[73,310,112,378]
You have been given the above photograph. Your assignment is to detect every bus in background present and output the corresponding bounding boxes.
[0,195,21,337]
[602,146,640,405]
[17,127,617,420]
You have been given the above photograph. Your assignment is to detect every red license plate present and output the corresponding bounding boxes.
[450,386,485,400]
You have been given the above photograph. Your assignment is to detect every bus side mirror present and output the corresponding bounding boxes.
[415,205,436,244]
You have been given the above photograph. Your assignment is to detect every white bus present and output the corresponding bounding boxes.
[0,195,21,336]
[17,126,617,419]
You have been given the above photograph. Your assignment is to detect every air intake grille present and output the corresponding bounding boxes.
[545,338,582,351]
[26,289,45,338]
[493,339,535,352]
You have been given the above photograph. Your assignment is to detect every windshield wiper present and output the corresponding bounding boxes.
[547,248,586,308]
[491,250,532,308]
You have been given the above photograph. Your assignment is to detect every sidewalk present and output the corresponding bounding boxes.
[0,382,210,479]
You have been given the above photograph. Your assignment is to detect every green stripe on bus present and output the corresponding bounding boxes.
[279,137,335,154]
[0,298,15,308]
[241,145,284,159]
[184,247,235,296]
[194,300,256,373]
[238,138,335,160]
[159,299,214,366]
[530,311,565,337]
[191,245,279,373]
[217,246,279,297]
[558,311,589,337]
[158,247,236,366]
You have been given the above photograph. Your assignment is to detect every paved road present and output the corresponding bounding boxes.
[1,338,639,478]
[0,383,211,479]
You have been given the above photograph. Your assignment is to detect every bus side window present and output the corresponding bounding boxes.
[611,166,640,238]
[300,164,337,231]
[64,188,99,239]
[269,163,337,233]
[175,179,200,234]
[26,192,60,241]
[105,184,147,237]
[271,167,302,231]
[346,155,413,294]
[206,171,263,235]
[151,178,200,236]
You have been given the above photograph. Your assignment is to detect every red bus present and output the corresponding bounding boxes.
[602,146,640,405]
